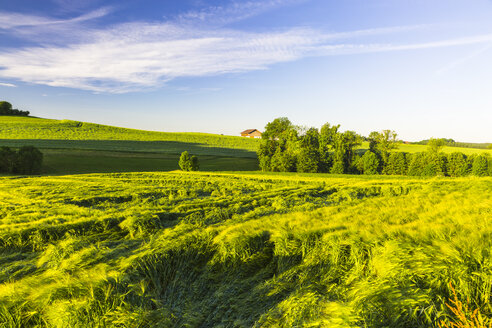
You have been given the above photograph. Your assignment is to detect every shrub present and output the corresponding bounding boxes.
[361,151,379,175]
[386,152,408,175]
[472,154,489,177]
[179,151,199,171]
[447,152,468,177]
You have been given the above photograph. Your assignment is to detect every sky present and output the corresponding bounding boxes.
[1,0,492,142]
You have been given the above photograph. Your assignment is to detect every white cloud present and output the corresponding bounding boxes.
[0,1,491,93]
[177,0,306,26]
[0,7,110,29]
[0,82,16,87]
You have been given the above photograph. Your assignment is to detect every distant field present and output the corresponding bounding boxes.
[41,149,258,175]
[0,116,259,173]
[0,171,490,327]
[0,116,259,152]
[359,141,492,155]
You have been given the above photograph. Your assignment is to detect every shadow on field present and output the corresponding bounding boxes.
[0,139,257,158]
[0,139,259,175]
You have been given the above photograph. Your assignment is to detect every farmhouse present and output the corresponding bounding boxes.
[240,129,262,138]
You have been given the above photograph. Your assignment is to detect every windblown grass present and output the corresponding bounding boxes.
[0,172,490,327]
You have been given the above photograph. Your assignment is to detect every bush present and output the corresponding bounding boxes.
[386,152,408,175]
[179,151,199,171]
[361,151,379,175]
[447,152,468,177]
[13,146,43,175]
[471,154,489,176]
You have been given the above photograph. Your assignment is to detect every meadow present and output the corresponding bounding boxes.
[0,117,259,174]
[0,171,490,327]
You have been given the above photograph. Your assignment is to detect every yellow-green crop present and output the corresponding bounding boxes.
[0,171,490,327]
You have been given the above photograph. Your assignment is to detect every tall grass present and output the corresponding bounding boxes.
[0,172,490,327]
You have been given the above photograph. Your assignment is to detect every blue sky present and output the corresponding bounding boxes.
[1,0,492,142]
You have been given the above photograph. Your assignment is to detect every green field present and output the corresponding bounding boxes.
[0,116,259,151]
[1,171,490,327]
[0,117,259,174]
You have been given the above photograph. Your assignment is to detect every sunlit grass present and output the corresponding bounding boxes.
[0,172,490,327]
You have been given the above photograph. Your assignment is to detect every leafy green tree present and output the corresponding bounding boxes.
[407,153,426,176]
[421,153,447,176]
[262,117,296,141]
[0,101,29,116]
[13,146,43,175]
[472,154,489,176]
[361,151,379,175]
[427,138,446,154]
[0,101,13,115]
[258,117,299,172]
[319,123,340,172]
[368,130,398,173]
[386,152,407,175]
[330,131,361,174]
[0,146,16,173]
[179,151,192,171]
[297,128,320,173]
[447,152,468,177]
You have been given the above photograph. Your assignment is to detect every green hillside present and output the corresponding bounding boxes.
[0,171,490,327]
[0,116,259,151]
[0,117,259,174]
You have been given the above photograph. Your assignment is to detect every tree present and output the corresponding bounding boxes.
[472,154,489,176]
[179,151,193,171]
[330,131,361,174]
[427,138,446,154]
[386,152,407,175]
[0,101,13,115]
[13,146,43,175]
[319,123,340,172]
[258,117,300,172]
[407,153,426,176]
[297,127,320,173]
[0,101,29,116]
[262,117,296,141]
[447,152,468,177]
[361,151,379,175]
[368,130,398,174]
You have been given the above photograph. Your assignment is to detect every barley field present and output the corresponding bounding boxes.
[1,171,490,327]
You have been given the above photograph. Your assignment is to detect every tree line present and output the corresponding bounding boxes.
[0,101,30,116]
[257,117,492,177]
[0,146,43,175]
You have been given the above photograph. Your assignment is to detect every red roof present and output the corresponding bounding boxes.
[241,129,260,134]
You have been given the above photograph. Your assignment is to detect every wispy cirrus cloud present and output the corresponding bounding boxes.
[0,7,111,29]
[0,1,491,93]
[0,82,16,87]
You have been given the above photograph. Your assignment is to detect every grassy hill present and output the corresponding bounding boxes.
[0,116,259,151]
[0,171,490,327]
[0,117,260,174]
